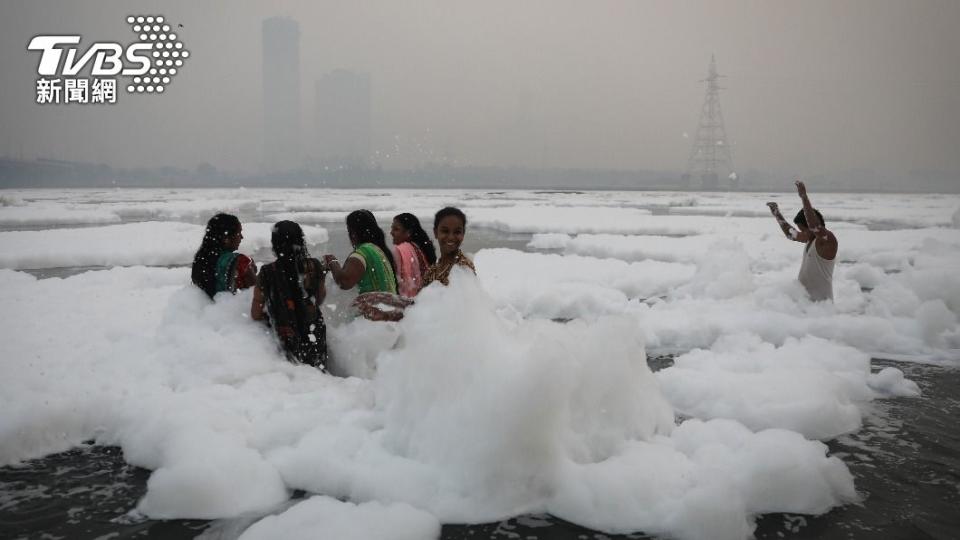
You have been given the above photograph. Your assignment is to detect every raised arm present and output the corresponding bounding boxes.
[795,180,823,233]
[767,201,806,242]
[795,180,838,259]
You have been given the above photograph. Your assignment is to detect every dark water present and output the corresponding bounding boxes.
[2,359,958,540]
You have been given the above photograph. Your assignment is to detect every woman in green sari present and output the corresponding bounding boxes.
[324,209,398,297]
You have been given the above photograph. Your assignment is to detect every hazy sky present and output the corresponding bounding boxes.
[1,0,958,177]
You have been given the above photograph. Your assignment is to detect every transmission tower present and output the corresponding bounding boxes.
[683,55,736,190]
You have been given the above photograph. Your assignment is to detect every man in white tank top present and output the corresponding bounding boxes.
[766,180,838,301]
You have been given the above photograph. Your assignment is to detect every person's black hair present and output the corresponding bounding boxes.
[433,207,467,231]
[794,208,825,229]
[270,220,311,342]
[346,209,398,286]
[394,213,437,265]
[191,213,240,299]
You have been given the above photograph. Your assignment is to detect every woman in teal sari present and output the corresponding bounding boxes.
[191,213,257,299]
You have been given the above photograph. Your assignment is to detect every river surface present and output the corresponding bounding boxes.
[2,204,959,539]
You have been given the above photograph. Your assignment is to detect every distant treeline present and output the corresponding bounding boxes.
[1,157,957,193]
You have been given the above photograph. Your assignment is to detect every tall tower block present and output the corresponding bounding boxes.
[683,55,736,190]
[262,17,301,173]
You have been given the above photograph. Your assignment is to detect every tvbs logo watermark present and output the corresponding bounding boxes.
[27,15,190,105]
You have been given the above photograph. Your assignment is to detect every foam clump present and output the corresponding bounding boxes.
[0,222,327,270]
[468,206,655,235]
[136,433,288,519]
[527,233,572,249]
[0,195,24,206]
[657,334,887,440]
[380,266,674,474]
[475,248,695,319]
[238,497,441,540]
[328,316,401,378]
[673,240,755,299]
[548,418,858,539]
[0,205,120,227]
[868,367,921,397]
[914,299,959,348]
[843,263,885,290]
[269,270,857,538]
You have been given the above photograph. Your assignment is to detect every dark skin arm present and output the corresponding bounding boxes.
[767,201,807,243]
[353,292,413,322]
[796,180,839,260]
[324,254,365,290]
[356,302,404,321]
[251,283,266,320]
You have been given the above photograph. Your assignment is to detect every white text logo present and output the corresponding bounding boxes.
[28,15,190,104]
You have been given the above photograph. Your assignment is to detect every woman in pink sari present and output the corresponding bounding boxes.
[390,213,436,298]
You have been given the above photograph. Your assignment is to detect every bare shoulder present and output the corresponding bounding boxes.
[815,228,838,260]
[818,227,837,244]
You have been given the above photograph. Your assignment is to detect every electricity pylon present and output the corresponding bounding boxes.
[683,55,737,190]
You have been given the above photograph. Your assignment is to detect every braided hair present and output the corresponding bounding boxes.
[346,210,398,288]
[270,220,311,342]
[394,212,437,265]
[191,213,240,299]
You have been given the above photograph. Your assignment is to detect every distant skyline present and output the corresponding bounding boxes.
[1,1,959,187]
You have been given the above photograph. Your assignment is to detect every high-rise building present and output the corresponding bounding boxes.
[262,17,301,172]
[315,69,372,168]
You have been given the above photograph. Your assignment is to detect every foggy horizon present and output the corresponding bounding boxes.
[1,0,959,188]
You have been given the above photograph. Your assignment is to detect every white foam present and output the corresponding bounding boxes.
[527,233,572,250]
[656,334,914,440]
[670,191,959,229]
[3,187,953,539]
[0,205,122,226]
[475,248,695,319]
[0,267,859,539]
[545,227,960,274]
[238,497,441,540]
[549,418,857,538]
[474,234,960,363]
[0,222,328,269]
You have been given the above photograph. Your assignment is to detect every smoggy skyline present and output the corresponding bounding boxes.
[1,0,958,184]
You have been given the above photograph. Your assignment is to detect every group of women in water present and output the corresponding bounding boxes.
[190,207,475,371]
